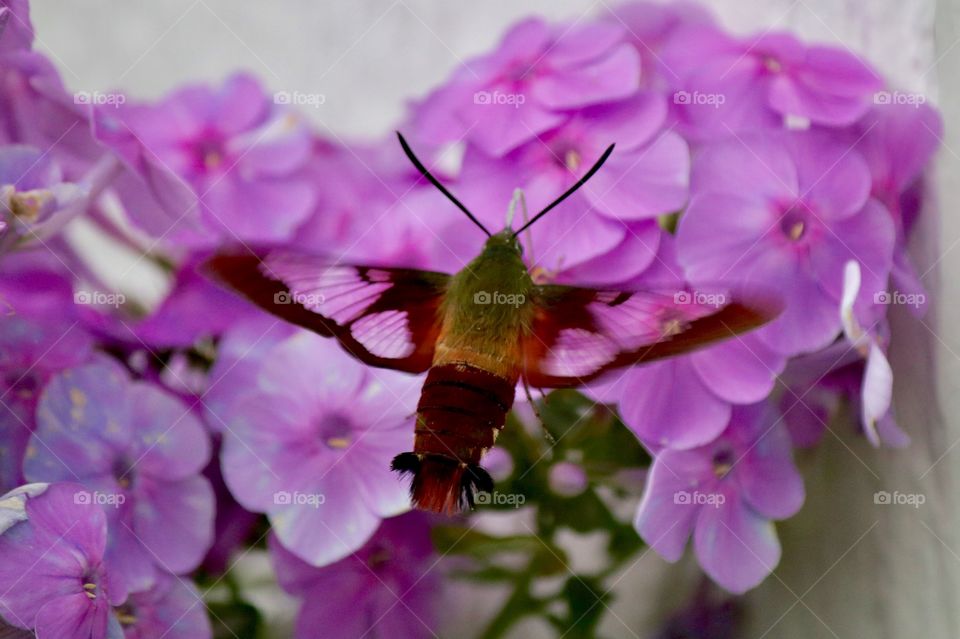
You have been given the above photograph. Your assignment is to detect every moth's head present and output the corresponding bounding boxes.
[485,228,524,256]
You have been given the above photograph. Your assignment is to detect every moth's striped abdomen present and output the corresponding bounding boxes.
[416,363,515,460]
[391,363,516,514]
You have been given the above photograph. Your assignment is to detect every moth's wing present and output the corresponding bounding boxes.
[522,284,780,388]
[205,250,449,374]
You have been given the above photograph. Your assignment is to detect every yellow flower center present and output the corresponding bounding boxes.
[326,436,351,449]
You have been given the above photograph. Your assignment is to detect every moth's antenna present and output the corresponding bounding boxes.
[396,132,492,237]
[512,143,615,237]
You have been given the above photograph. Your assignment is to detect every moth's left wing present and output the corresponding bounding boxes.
[206,250,449,374]
[522,284,779,388]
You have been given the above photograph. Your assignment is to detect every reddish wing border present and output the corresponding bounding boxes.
[522,284,779,388]
[205,252,449,374]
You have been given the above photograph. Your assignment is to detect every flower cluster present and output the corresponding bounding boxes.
[408,2,939,594]
[0,0,941,637]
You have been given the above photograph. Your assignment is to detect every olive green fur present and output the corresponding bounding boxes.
[438,229,536,354]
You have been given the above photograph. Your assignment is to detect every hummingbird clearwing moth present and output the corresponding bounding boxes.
[206,133,780,515]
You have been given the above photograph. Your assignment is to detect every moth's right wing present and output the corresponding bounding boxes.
[522,284,780,388]
[205,250,450,374]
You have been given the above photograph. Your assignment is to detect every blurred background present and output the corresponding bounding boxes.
[27,1,960,636]
[31,1,943,137]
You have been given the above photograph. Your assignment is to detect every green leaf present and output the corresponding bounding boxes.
[431,525,555,558]
[557,576,610,639]
[450,564,520,582]
[549,490,616,534]
[607,524,644,561]
[207,601,261,639]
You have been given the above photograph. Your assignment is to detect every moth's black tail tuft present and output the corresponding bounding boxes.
[391,452,422,476]
[391,452,493,515]
[459,464,493,511]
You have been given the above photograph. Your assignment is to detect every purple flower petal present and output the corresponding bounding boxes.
[489,17,552,67]
[0,1,33,54]
[257,334,366,414]
[34,593,115,639]
[104,518,156,600]
[768,45,881,125]
[619,358,731,449]
[467,97,568,158]
[220,331,417,566]
[201,174,315,241]
[676,193,778,283]
[0,145,59,190]
[798,46,882,96]
[273,513,439,638]
[27,361,131,481]
[0,483,113,630]
[134,475,215,574]
[768,73,867,125]
[780,385,833,448]
[135,258,259,348]
[271,469,382,566]
[203,317,296,431]
[690,335,785,405]
[756,273,841,356]
[735,414,804,519]
[855,102,944,198]
[542,20,626,67]
[634,449,713,561]
[556,221,661,286]
[122,573,212,639]
[518,187,625,274]
[126,382,210,480]
[876,413,909,448]
[789,132,871,220]
[670,57,780,141]
[690,136,797,203]
[535,44,640,110]
[890,248,928,318]
[808,199,895,303]
[694,495,781,594]
[588,131,689,220]
[659,25,739,75]
[236,126,313,177]
[349,427,412,518]
[211,73,269,136]
[603,1,716,88]
[293,585,372,639]
[220,399,324,512]
[860,342,892,447]
[574,93,667,151]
